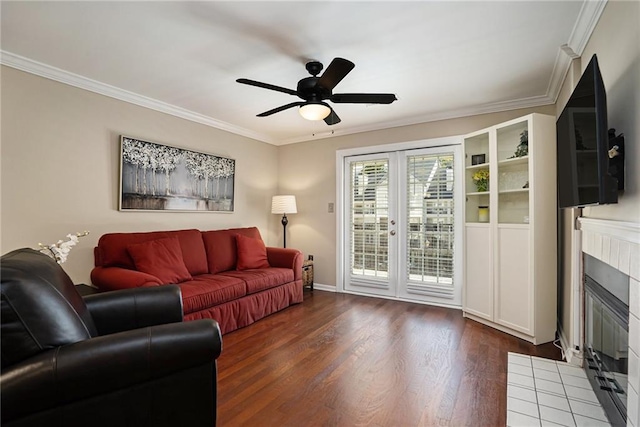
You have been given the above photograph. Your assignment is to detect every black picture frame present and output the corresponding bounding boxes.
[471,154,486,165]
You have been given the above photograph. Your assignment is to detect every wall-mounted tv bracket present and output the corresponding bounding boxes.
[608,128,625,191]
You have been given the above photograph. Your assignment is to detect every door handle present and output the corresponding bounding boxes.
[390,230,396,236]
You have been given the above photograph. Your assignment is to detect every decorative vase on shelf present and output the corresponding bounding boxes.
[478,206,489,223]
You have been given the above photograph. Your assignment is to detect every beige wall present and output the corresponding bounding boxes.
[555,1,639,353]
[277,104,556,288]
[1,67,280,284]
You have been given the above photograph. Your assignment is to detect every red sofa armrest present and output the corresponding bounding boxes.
[91,266,162,291]
[266,247,303,280]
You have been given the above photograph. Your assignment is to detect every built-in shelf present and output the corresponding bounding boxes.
[463,113,557,345]
[499,188,529,195]
[466,163,490,170]
[498,156,528,167]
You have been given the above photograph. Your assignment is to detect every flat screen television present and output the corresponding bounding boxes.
[556,54,623,209]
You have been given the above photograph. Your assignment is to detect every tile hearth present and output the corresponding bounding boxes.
[507,353,611,427]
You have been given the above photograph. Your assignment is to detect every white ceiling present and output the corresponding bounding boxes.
[0,1,603,145]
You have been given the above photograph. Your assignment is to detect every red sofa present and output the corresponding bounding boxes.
[90,227,303,334]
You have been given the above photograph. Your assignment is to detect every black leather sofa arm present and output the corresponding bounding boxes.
[1,319,222,423]
[83,285,183,335]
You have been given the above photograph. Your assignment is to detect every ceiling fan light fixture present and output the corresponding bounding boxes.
[299,102,331,121]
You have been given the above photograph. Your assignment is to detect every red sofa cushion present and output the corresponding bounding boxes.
[127,237,192,284]
[236,234,270,270]
[179,275,247,314]
[219,268,294,295]
[95,229,208,276]
[202,227,263,274]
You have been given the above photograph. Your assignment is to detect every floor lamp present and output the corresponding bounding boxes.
[271,195,297,248]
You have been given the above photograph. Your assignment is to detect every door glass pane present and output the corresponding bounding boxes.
[350,159,388,278]
[406,154,454,292]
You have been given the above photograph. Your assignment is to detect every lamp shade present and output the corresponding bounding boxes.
[299,103,331,121]
[271,195,297,214]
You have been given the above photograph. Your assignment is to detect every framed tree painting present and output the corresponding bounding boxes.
[119,136,235,212]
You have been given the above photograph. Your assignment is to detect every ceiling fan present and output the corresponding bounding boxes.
[236,57,397,125]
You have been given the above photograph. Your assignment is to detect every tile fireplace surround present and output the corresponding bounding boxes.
[580,218,640,427]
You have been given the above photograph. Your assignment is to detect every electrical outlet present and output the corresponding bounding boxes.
[328,202,334,213]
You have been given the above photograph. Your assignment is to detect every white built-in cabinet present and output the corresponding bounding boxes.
[463,113,557,345]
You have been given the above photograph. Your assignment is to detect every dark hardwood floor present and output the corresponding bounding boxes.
[217,290,561,426]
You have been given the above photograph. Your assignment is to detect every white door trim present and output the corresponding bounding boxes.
[336,136,462,297]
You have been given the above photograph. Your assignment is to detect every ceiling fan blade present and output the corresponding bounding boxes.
[257,102,305,117]
[236,78,297,96]
[324,108,341,126]
[330,93,398,104]
[318,58,355,91]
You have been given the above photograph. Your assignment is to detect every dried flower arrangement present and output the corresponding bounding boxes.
[38,231,89,264]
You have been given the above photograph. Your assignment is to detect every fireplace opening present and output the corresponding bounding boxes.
[583,254,629,426]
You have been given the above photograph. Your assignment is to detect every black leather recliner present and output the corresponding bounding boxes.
[1,248,223,427]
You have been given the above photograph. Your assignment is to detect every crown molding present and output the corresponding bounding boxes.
[0,50,274,144]
[2,0,606,148]
[277,94,555,146]
[545,0,607,104]
[2,48,555,147]
[567,0,607,57]
[546,47,574,104]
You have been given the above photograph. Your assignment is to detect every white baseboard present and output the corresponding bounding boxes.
[309,283,337,292]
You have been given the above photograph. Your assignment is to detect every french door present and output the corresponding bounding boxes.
[343,145,463,307]
[344,153,398,297]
